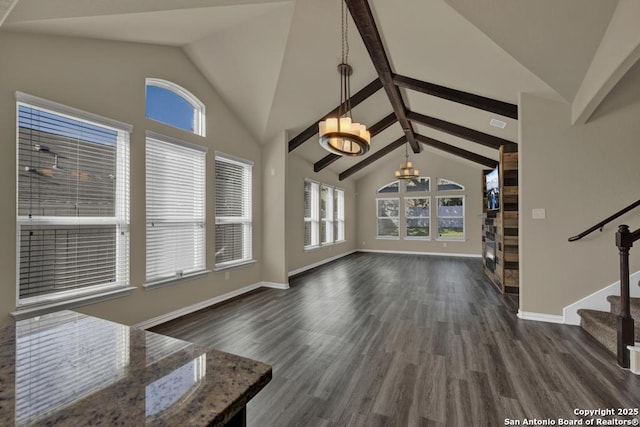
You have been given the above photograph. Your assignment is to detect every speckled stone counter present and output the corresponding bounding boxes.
[0,311,272,426]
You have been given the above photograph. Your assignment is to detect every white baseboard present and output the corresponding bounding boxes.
[357,249,482,258]
[563,270,640,325]
[288,250,357,277]
[261,281,290,290]
[517,310,565,324]
[134,282,264,330]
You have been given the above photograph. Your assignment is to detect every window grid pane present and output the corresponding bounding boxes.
[146,137,206,283]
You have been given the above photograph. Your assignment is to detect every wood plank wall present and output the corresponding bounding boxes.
[482,145,519,294]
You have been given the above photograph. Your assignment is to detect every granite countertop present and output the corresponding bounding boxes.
[0,310,272,426]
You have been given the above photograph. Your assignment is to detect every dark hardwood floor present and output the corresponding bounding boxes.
[151,253,640,426]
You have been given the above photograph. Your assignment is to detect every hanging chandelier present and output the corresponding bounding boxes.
[395,141,420,179]
[318,0,370,156]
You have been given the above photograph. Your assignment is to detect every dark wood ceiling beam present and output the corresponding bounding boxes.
[288,78,383,152]
[393,74,518,119]
[407,110,515,150]
[339,136,406,181]
[345,0,421,154]
[314,113,397,172]
[415,134,498,169]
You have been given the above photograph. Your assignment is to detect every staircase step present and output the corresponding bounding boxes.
[577,308,640,355]
[607,295,640,319]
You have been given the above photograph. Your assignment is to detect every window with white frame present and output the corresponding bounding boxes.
[334,189,345,241]
[320,185,333,244]
[437,196,465,240]
[405,197,430,239]
[376,198,400,238]
[215,153,252,268]
[145,78,206,136]
[304,180,319,248]
[145,133,206,285]
[436,178,464,191]
[304,179,344,249]
[377,181,399,194]
[16,93,130,307]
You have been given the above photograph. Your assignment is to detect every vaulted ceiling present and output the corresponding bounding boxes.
[2,0,637,181]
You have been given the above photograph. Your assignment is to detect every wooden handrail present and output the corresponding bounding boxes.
[568,199,640,242]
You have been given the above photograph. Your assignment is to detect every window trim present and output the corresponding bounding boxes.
[334,188,345,243]
[436,177,465,192]
[304,179,345,250]
[144,131,208,288]
[376,197,400,240]
[405,176,431,193]
[404,196,431,240]
[14,92,133,314]
[214,152,254,269]
[304,179,320,249]
[436,195,466,241]
[145,78,206,137]
[376,180,400,194]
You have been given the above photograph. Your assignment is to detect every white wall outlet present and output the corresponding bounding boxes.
[532,208,546,220]
[224,271,230,280]
[362,241,366,246]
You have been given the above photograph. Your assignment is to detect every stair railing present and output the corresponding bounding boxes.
[615,225,640,368]
[569,199,640,368]
[568,199,640,242]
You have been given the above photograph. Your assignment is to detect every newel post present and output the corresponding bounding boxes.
[615,224,634,368]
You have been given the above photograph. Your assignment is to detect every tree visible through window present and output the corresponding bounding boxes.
[377,198,400,237]
[437,196,465,239]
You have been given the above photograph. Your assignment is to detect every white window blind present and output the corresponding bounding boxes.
[304,180,319,248]
[146,134,206,284]
[16,94,130,306]
[215,154,252,268]
[320,185,333,244]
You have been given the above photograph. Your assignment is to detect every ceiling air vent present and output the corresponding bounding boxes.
[490,118,507,129]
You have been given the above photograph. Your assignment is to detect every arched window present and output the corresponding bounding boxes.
[376,181,399,194]
[145,78,206,136]
[436,178,464,191]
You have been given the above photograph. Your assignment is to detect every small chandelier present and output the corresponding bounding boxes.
[395,142,420,179]
[318,0,370,156]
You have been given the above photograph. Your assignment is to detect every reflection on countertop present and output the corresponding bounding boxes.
[0,310,272,426]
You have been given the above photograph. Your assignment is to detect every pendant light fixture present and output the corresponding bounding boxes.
[318,0,370,156]
[395,141,420,179]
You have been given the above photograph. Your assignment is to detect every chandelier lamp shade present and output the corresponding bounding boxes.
[318,2,370,156]
[395,142,420,179]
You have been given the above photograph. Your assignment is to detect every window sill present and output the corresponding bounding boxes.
[144,270,211,290]
[214,259,256,271]
[376,236,400,240]
[405,237,431,241]
[11,286,136,321]
[436,237,466,242]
